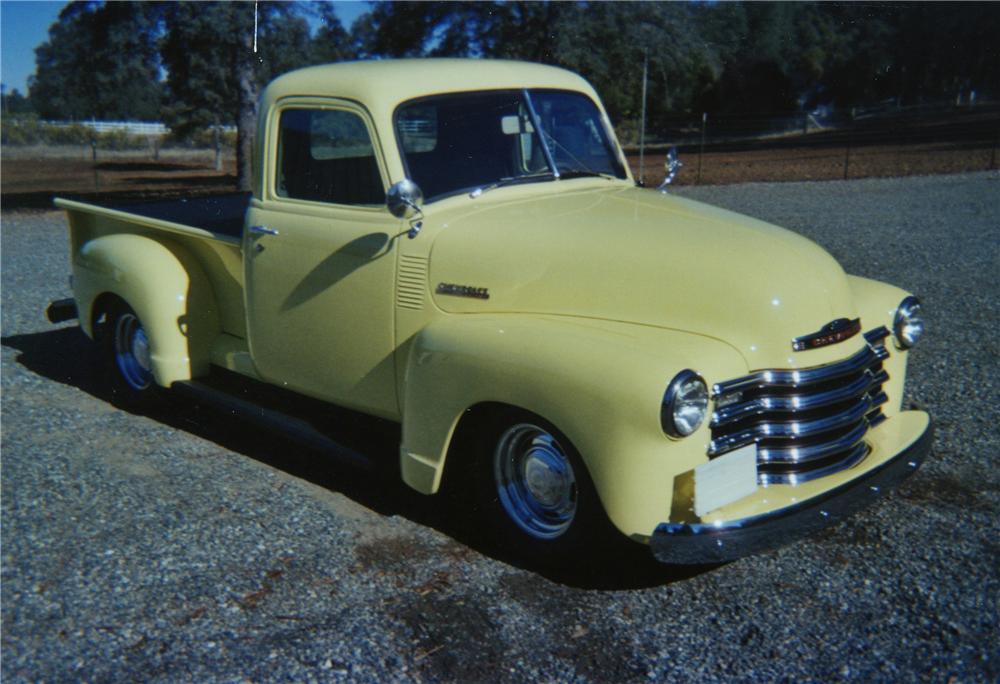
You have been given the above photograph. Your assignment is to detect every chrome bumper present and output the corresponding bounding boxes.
[650,419,933,565]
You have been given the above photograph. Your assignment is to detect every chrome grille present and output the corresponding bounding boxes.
[710,327,890,485]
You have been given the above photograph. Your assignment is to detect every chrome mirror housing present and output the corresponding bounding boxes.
[387,179,424,219]
[658,147,683,192]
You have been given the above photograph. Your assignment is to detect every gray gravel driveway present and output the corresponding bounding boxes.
[3,172,999,682]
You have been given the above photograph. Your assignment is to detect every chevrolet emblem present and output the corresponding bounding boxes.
[792,318,861,351]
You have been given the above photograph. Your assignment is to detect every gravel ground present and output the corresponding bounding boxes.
[3,172,998,682]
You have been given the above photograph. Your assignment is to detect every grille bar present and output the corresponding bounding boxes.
[708,394,875,457]
[712,341,887,396]
[712,369,889,428]
[758,420,869,465]
[710,326,890,486]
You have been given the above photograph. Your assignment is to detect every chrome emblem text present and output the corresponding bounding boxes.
[792,318,861,351]
[436,283,490,300]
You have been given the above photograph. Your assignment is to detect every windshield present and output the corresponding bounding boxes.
[395,89,627,201]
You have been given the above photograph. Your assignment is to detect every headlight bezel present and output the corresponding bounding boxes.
[661,369,709,438]
[893,295,924,349]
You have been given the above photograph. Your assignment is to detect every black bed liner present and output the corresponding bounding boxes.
[104,193,251,239]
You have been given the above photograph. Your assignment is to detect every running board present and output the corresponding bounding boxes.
[172,380,375,472]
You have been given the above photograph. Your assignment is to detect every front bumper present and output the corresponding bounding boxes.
[650,418,933,564]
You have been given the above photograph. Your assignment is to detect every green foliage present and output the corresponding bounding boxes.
[1,115,43,145]
[30,1,163,120]
[43,122,93,145]
[0,117,148,148]
[176,128,238,149]
[1,88,35,115]
[159,1,318,188]
[23,0,1000,150]
[159,2,316,134]
[95,129,149,150]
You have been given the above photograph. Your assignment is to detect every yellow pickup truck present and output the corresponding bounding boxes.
[49,59,932,565]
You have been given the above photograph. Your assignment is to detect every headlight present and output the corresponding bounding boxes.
[661,370,709,437]
[893,296,924,348]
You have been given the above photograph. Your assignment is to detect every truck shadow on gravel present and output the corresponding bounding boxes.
[3,327,712,589]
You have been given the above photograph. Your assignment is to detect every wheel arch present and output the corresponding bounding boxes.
[73,233,221,387]
[397,314,749,538]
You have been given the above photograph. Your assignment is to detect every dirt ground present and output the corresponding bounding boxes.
[632,140,998,187]
[1,147,238,210]
[1,139,996,211]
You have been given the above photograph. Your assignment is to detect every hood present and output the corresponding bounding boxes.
[427,184,862,369]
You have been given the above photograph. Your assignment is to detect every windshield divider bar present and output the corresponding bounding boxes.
[522,89,560,179]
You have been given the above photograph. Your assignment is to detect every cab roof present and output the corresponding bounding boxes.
[261,59,600,116]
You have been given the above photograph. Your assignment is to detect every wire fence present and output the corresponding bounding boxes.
[627,100,1000,186]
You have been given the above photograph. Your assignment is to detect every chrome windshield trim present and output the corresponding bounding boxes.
[522,88,560,179]
[711,369,889,428]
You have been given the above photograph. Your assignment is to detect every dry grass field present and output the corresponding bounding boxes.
[2,135,996,211]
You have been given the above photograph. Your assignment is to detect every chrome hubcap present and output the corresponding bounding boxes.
[494,423,577,539]
[114,313,153,391]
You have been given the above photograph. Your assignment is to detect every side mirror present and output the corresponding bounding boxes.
[387,179,424,219]
[658,147,683,192]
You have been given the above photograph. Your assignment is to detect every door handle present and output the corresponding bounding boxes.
[249,225,279,236]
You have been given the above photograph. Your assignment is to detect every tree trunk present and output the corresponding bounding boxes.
[235,29,258,192]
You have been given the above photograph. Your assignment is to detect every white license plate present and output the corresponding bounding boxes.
[694,444,759,518]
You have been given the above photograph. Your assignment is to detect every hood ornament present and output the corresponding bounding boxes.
[657,147,682,192]
[792,318,861,351]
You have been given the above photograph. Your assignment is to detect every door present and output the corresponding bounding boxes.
[244,101,400,418]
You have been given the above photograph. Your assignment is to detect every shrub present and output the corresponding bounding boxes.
[44,123,93,146]
[96,128,149,150]
[164,127,237,149]
[1,115,43,145]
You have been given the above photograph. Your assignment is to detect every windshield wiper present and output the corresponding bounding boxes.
[470,171,557,198]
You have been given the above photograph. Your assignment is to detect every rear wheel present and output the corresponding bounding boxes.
[99,301,162,409]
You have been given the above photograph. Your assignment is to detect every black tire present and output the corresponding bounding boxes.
[469,408,623,566]
[98,300,163,410]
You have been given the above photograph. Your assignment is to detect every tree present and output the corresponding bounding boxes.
[29,1,163,120]
[160,1,312,191]
[308,6,355,65]
[2,86,35,115]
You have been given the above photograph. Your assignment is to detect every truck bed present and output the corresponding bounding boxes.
[56,192,251,340]
[96,193,251,240]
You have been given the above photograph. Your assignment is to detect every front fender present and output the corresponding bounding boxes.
[399,314,747,538]
[74,233,220,386]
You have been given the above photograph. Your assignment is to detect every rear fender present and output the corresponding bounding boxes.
[74,233,220,387]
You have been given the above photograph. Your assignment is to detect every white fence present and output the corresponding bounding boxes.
[41,120,237,135]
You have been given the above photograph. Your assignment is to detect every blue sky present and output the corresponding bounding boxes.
[0,0,370,95]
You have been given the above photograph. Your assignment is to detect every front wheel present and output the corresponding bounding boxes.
[472,410,622,565]
[493,422,579,540]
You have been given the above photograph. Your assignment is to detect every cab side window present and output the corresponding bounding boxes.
[276,108,385,206]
